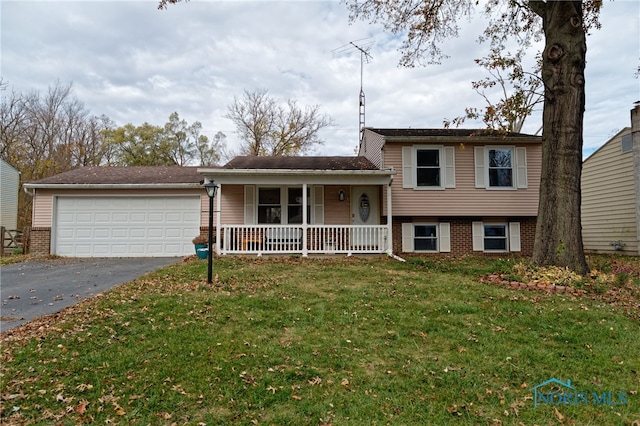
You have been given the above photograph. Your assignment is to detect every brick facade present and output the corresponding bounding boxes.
[392,217,536,257]
[29,227,51,257]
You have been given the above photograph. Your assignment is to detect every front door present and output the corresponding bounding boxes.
[351,186,379,226]
[351,186,380,249]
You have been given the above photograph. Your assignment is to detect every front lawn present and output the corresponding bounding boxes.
[1,256,638,425]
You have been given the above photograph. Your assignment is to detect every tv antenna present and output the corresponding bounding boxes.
[332,38,373,146]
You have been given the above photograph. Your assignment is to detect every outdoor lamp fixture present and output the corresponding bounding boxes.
[338,189,345,201]
[203,179,218,284]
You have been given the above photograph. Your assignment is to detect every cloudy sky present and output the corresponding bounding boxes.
[2,0,638,161]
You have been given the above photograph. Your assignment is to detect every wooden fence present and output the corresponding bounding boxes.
[1,226,29,255]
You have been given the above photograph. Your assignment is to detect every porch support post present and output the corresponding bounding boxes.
[302,183,308,257]
[215,184,222,255]
[386,180,393,255]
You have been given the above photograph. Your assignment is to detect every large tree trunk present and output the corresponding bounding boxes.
[532,1,588,274]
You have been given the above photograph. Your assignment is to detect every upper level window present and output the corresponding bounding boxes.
[402,145,455,190]
[416,149,440,187]
[488,148,513,187]
[475,146,527,190]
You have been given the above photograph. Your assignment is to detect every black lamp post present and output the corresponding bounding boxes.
[204,180,218,284]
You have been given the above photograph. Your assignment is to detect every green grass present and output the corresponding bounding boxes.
[0,253,29,266]
[1,256,639,425]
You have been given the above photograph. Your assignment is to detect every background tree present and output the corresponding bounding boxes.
[104,112,221,166]
[198,130,225,166]
[346,0,604,274]
[0,81,112,228]
[444,49,543,134]
[225,89,334,156]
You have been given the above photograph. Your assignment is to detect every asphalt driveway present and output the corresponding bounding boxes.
[0,257,180,333]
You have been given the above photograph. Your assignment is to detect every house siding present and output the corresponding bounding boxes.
[1,159,20,229]
[581,127,639,254]
[324,185,351,225]
[360,129,385,168]
[382,143,541,216]
[219,185,245,225]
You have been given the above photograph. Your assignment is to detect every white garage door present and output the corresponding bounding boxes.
[55,196,200,257]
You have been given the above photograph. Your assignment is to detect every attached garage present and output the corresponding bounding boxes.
[54,196,200,257]
[24,166,208,258]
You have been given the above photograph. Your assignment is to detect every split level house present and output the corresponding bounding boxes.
[25,128,542,258]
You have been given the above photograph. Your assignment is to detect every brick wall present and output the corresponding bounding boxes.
[30,227,51,257]
[392,217,537,257]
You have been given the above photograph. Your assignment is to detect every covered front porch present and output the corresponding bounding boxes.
[198,156,395,257]
[219,224,389,255]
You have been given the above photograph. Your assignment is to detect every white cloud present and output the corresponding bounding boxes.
[2,0,638,160]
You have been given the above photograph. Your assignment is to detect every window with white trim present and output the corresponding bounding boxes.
[416,149,441,187]
[258,188,281,224]
[487,148,513,187]
[402,222,451,253]
[251,186,316,225]
[472,221,521,252]
[287,187,310,224]
[402,145,455,189]
[475,146,527,189]
[483,224,508,251]
[415,224,438,251]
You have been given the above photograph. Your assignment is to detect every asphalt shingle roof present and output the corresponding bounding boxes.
[366,128,538,138]
[29,166,204,185]
[223,156,378,170]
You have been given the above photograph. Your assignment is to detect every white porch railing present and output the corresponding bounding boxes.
[219,225,389,255]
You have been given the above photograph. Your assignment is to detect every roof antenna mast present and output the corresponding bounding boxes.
[350,41,373,147]
[332,38,373,149]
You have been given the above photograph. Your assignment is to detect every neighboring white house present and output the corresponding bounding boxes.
[581,104,640,255]
[0,158,20,230]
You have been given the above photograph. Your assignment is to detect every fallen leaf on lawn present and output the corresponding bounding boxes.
[292,395,303,400]
[554,406,564,422]
[308,377,322,386]
[74,400,89,414]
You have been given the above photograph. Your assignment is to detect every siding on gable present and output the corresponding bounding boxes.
[360,129,385,168]
[382,143,541,217]
[581,128,638,254]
